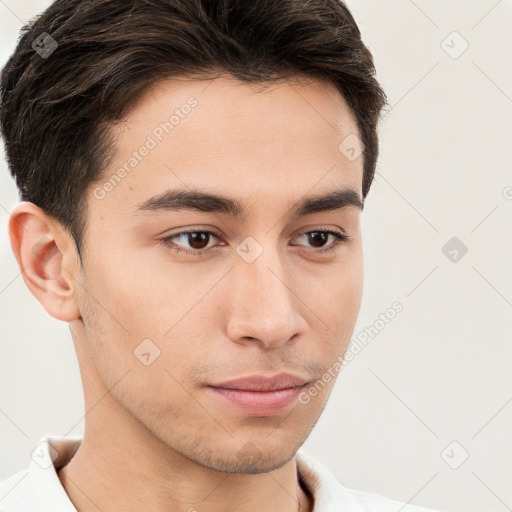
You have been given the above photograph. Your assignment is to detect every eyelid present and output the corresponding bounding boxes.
[159,228,223,255]
[159,226,349,256]
[290,228,349,254]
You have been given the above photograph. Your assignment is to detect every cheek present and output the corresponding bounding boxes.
[76,257,148,386]
[79,285,192,410]
[309,253,363,317]
[80,259,210,380]
[315,257,364,352]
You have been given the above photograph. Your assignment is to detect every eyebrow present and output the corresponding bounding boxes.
[133,187,364,220]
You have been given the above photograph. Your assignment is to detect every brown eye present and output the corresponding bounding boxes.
[184,232,212,250]
[306,231,330,248]
[293,229,349,253]
[160,230,221,255]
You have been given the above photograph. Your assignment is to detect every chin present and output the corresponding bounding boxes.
[209,443,297,474]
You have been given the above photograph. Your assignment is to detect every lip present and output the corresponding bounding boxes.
[207,373,309,416]
[210,372,308,391]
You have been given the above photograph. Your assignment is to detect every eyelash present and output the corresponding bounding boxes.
[158,229,349,256]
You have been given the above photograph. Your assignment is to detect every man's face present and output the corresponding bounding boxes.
[77,74,364,473]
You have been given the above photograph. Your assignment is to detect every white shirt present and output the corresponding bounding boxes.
[0,435,440,511]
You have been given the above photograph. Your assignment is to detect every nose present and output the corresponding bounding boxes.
[225,249,307,350]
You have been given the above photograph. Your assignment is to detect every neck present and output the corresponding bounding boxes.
[57,323,314,512]
[57,426,313,512]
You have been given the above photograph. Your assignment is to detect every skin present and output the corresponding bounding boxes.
[8,74,365,512]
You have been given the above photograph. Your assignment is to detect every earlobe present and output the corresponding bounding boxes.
[8,201,82,323]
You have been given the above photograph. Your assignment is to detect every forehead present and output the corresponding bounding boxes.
[124,72,358,128]
[91,74,363,215]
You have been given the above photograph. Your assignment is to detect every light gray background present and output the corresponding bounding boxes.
[1,1,511,511]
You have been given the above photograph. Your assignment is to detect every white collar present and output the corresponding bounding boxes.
[1,435,436,511]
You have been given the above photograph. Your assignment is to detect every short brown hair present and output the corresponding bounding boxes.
[0,0,387,262]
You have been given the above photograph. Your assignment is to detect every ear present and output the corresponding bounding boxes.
[8,201,82,322]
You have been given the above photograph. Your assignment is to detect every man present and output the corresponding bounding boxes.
[0,0,440,510]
